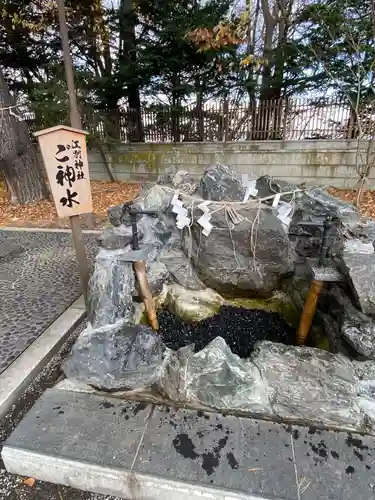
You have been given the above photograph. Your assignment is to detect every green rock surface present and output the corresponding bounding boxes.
[227,292,300,328]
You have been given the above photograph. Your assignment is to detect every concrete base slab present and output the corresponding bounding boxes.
[0,297,85,418]
[2,448,268,500]
[2,389,282,500]
[4,388,375,499]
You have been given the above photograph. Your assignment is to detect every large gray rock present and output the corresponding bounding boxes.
[159,338,271,415]
[252,342,361,429]
[108,203,124,227]
[353,360,375,431]
[200,164,245,201]
[171,170,198,195]
[256,175,303,203]
[63,322,165,391]
[296,187,360,227]
[97,225,135,250]
[183,206,295,297]
[145,260,169,296]
[165,284,225,322]
[88,248,135,327]
[289,187,360,260]
[159,339,366,432]
[340,247,375,316]
[159,248,205,290]
[107,198,144,227]
[342,312,375,359]
[143,185,173,212]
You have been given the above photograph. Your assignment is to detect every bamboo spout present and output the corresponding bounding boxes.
[297,280,324,345]
[134,260,159,330]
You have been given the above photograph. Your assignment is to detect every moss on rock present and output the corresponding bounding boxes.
[226,292,299,328]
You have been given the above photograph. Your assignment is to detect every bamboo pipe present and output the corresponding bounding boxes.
[297,280,324,345]
[134,260,159,330]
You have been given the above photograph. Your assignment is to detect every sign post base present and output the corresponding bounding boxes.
[69,214,89,309]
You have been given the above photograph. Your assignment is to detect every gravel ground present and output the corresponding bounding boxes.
[0,319,121,500]
[158,305,296,356]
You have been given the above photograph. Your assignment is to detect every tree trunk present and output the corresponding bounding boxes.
[0,67,49,204]
[171,72,181,143]
[94,139,117,182]
[128,87,144,142]
[196,83,204,141]
[251,0,276,140]
[252,0,292,140]
[347,106,359,139]
[244,0,260,101]
[269,0,290,139]
[119,0,144,142]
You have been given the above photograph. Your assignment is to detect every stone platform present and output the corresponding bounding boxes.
[3,388,375,500]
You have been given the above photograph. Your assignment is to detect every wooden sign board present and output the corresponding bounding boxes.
[35,125,93,218]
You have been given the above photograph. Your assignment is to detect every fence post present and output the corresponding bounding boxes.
[218,101,223,141]
[171,104,181,143]
[196,93,204,141]
[347,106,357,139]
[282,98,288,140]
[223,98,229,142]
[28,97,352,144]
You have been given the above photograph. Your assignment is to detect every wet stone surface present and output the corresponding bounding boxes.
[0,230,97,374]
[4,389,152,469]
[290,424,375,500]
[135,406,298,498]
[5,387,375,499]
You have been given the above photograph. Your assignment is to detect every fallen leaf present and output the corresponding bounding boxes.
[248,468,263,472]
[328,187,375,220]
[0,180,140,229]
[23,477,36,487]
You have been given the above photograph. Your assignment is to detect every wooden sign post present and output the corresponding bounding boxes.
[35,125,93,307]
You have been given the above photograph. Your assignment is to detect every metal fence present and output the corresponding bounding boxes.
[26,97,375,142]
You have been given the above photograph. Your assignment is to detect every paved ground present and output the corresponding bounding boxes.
[5,388,375,500]
[0,230,97,374]
[0,320,121,500]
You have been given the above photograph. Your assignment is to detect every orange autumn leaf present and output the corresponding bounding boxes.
[328,187,375,219]
[23,477,36,487]
[0,180,140,229]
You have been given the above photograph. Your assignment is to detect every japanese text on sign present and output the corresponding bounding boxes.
[34,126,93,218]
[55,140,86,208]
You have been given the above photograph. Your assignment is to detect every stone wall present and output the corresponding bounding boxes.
[88,140,375,187]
